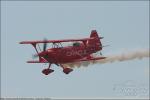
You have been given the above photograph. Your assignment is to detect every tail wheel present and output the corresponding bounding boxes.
[63,68,73,74]
[42,68,54,75]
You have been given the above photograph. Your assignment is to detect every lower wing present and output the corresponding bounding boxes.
[27,60,48,63]
[26,57,106,63]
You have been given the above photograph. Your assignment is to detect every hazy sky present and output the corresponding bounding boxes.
[1,1,149,99]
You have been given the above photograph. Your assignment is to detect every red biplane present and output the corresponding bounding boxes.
[20,30,106,75]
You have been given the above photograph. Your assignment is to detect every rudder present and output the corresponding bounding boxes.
[87,30,103,50]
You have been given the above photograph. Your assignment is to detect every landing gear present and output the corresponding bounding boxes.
[42,63,54,75]
[42,68,54,75]
[60,64,73,74]
[63,68,73,74]
[42,63,73,75]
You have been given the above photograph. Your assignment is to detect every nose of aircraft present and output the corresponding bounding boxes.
[38,51,48,57]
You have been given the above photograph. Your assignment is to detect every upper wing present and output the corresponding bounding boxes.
[19,37,96,44]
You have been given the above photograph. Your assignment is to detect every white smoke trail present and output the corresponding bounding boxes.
[63,49,149,68]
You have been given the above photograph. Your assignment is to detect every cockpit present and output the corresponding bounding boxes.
[73,42,80,47]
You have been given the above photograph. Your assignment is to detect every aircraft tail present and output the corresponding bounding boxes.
[87,30,103,51]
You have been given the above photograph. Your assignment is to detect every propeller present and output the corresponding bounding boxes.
[99,52,102,55]
[32,38,48,59]
[32,54,38,58]
[43,38,47,51]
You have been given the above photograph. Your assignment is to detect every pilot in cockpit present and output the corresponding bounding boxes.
[72,42,80,47]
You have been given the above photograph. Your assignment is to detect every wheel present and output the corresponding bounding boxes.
[42,68,54,75]
[63,68,73,74]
